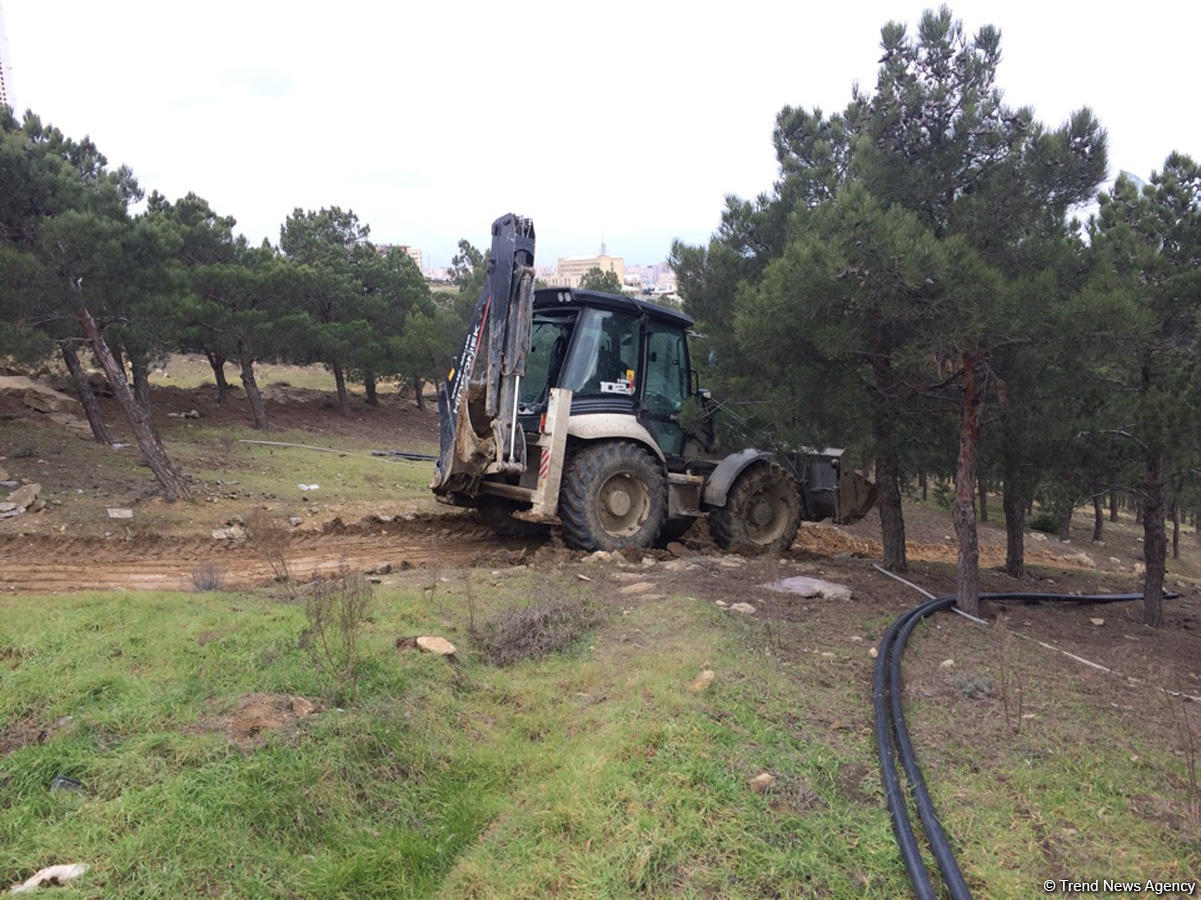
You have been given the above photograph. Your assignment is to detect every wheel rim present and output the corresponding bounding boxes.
[597,472,651,537]
[743,483,792,544]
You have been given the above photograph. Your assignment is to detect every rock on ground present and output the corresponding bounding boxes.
[416,636,457,656]
[689,670,716,692]
[729,602,756,615]
[763,575,853,602]
[7,483,40,510]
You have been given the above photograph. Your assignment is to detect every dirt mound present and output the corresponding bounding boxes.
[189,693,323,750]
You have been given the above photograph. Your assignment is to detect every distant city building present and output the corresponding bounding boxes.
[377,243,424,274]
[0,2,14,111]
[554,254,625,289]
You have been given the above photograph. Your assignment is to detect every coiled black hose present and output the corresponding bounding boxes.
[874,589,1177,899]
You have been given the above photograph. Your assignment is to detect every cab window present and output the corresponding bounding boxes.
[559,308,642,399]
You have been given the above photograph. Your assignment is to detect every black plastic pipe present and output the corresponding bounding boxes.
[875,589,1178,899]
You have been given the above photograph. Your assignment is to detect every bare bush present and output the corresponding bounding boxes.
[469,591,602,667]
[299,563,374,703]
[248,509,293,594]
[190,561,227,592]
[994,615,1024,733]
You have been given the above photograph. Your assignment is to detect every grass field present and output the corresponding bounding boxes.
[3,564,1198,897]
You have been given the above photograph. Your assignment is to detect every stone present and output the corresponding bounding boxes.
[1029,531,1048,541]
[27,499,45,513]
[729,602,756,614]
[374,513,395,523]
[689,670,716,692]
[577,573,592,582]
[416,635,457,656]
[764,575,852,602]
[666,542,689,558]
[1090,617,1105,627]
[183,409,201,419]
[640,556,656,567]
[289,516,303,527]
[211,525,247,541]
[619,581,656,595]
[106,508,134,519]
[289,696,318,717]
[7,482,40,510]
[748,772,776,794]
[869,647,878,658]
[9,863,89,894]
[940,658,955,669]
[22,385,78,414]
[584,550,620,564]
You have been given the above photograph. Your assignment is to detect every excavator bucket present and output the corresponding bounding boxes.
[835,467,878,524]
[431,214,536,496]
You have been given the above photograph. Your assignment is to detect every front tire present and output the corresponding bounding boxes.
[559,441,667,551]
[709,462,801,554]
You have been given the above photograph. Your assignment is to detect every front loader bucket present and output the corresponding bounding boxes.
[835,468,877,524]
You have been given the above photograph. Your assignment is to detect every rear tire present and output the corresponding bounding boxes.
[709,462,801,555]
[476,495,550,539]
[559,441,667,551]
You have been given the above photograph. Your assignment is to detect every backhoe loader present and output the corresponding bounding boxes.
[431,213,876,552]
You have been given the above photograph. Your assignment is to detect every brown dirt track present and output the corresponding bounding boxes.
[0,514,536,594]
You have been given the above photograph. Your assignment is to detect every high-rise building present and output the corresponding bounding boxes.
[0,2,14,112]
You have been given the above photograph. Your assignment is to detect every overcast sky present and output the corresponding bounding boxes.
[3,0,1198,269]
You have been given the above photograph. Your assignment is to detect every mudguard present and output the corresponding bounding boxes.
[701,448,774,509]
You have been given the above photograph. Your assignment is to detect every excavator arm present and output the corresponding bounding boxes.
[431,213,536,496]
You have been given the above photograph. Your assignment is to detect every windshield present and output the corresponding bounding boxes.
[518,312,576,411]
[559,308,642,398]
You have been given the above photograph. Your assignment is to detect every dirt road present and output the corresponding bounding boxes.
[0,510,1128,595]
[0,514,535,594]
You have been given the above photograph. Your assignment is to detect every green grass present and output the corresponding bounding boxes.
[2,572,1197,897]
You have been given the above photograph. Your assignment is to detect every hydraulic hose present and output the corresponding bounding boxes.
[875,588,1178,899]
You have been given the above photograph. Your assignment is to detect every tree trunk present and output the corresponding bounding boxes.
[78,304,190,501]
[129,349,152,415]
[1171,500,1180,560]
[871,358,906,572]
[364,370,378,407]
[204,349,229,404]
[1057,505,1073,541]
[1109,490,1118,522]
[919,471,927,501]
[332,363,352,418]
[60,339,112,445]
[1002,477,1025,578]
[977,476,989,522]
[414,378,426,411]
[1092,491,1104,542]
[953,352,982,616]
[1142,453,1166,626]
[237,342,269,430]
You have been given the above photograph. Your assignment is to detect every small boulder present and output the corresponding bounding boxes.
[689,670,716,692]
[748,773,776,794]
[416,636,457,656]
[939,658,955,669]
[729,602,756,615]
[22,386,77,414]
[289,696,319,717]
[666,542,689,558]
[288,516,303,527]
[764,575,852,602]
[619,581,656,595]
[211,525,247,542]
[106,508,133,519]
[7,482,40,510]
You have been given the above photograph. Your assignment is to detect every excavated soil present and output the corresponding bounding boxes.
[0,513,539,594]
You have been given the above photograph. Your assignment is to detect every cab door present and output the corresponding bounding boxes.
[638,324,690,457]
